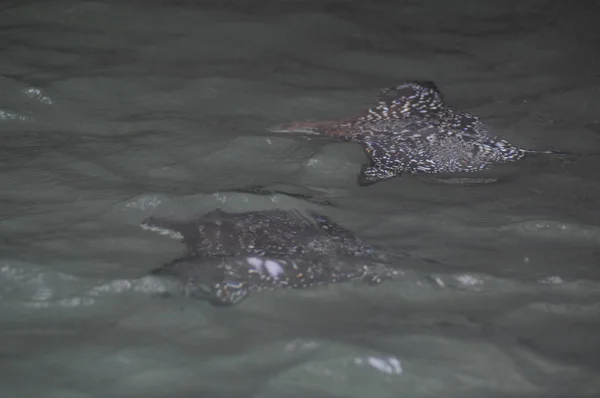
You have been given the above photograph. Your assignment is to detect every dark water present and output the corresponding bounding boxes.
[1,1,599,397]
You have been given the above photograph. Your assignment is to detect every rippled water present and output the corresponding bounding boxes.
[1,1,600,397]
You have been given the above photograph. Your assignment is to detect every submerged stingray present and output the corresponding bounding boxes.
[270,81,564,186]
[151,255,398,306]
[142,209,389,305]
[141,209,374,258]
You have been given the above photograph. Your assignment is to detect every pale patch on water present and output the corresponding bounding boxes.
[539,275,564,285]
[354,356,403,375]
[22,87,53,105]
[245,257,286,279]
[454,274,483,287]
[88,276,168,296]
[0,109,33,121]
[139,222,184,240]
[124,196,163,211]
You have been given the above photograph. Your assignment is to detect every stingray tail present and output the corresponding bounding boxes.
[268,120,346,137]
[524,149,570,155]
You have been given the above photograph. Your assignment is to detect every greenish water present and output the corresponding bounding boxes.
[1,1,599,397]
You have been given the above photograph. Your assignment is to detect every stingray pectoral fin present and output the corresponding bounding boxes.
[361,274,384,285]
[148,255,202,279]
[150,266,169,276]
[358,261,400,285]
[357,164,399,186]
[209,280,250,306]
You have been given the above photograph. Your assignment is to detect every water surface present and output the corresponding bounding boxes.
[1,1,600,397]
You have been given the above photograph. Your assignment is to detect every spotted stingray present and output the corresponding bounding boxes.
[142,209,393,305]
[151,255,397,306]
[141,209,375,258]
[270,81,563,186]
